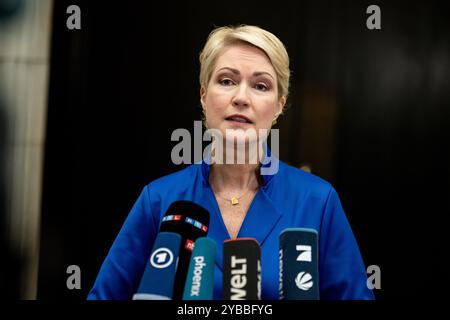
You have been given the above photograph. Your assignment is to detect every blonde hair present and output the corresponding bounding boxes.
[199,25,290,101]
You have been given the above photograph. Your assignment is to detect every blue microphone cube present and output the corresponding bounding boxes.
[279,228,319,300]
[134,232,181,300]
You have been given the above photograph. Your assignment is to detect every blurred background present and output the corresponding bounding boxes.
[0,0,448,299]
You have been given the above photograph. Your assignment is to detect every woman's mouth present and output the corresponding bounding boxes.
[225,114,253,124]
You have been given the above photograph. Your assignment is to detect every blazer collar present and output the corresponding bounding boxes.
[198,147,282,271]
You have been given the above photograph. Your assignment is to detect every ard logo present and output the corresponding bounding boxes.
[150,248,174,268]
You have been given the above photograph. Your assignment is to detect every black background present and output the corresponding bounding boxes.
[37,0,450,300]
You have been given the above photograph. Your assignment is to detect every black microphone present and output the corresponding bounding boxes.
[223,238,261,300]
[279,228,319,300]
[158,200,210,300]
[133,231,181,300]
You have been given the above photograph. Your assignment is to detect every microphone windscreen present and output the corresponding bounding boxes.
[279,228,319,300]
[223,238,261,300]
[182,237,216,300]
[159,200,210,236]
[158,200,211,299]
[133,231,181,300]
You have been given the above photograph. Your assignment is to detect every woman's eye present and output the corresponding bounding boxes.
[219,79,234,86]
[255,83,269,91]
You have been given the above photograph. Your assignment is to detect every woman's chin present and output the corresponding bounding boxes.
[224,136,260,148]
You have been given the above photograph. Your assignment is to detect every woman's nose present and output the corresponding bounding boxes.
[231,84,250,107]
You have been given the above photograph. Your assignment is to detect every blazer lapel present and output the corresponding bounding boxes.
[197,181,230,272]
[237,188,282,248]
[206,187,282,272]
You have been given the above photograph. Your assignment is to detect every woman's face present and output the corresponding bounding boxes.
[200,43,285,143]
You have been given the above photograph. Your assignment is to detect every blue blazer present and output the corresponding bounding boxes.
[88,154,374,300]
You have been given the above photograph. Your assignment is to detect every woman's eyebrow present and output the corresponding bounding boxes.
[217,67,275,80]
[253,71,274,80]
[217,67,240,74]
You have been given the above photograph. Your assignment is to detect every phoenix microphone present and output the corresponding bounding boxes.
[182,237,216,300]
[133,231,181,300]
[279,228,319,300]
[223,238,261,300]
[158,200,210,299]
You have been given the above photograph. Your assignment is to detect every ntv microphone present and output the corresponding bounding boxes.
[223,238,261,300]
[182,237,216,300]
[159,200,210,300]
[133,232,181,300]
[279,228,319,300]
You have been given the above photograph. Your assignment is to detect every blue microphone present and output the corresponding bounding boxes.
[279,228,319,300]
[182,237,216,300]
[133,232,181,300]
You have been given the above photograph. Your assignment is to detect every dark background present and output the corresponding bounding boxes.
[37,0,450,299]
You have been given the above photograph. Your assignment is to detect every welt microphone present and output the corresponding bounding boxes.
[159,200,210,300]
[223,238,261,300]
[279,228,319,300]
[133,231,181,300]
[182,237,216,300]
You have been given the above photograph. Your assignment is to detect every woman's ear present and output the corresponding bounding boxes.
[275,96,286,119]
[200,85,206,109]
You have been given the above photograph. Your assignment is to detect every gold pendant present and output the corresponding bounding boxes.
[231,197,239,205]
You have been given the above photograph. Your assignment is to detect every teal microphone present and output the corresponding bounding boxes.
[182,237,216,300]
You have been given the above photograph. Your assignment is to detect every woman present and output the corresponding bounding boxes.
[88,25,374,300]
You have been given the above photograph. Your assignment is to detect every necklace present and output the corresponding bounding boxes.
[216,188,253,205]
[213,176,259,206]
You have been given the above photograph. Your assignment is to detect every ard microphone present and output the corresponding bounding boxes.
[223,238,261,300]
[182,237,216,300]
[133,231,181,300]
[158,200,210,300]
[279,228,319,300]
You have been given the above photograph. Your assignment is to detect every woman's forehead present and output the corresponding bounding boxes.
[214,44,275,75]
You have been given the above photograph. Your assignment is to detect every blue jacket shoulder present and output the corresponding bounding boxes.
[144,163,201,194]
[277,160,334,196]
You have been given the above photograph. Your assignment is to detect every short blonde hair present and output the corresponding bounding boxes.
[199,25,290,100]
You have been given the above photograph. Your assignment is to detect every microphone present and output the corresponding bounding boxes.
[223,238,261,300]
[158,200,210,300]
[279,228,319,300]
[133,231,181,300]
[182,237,216,300]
